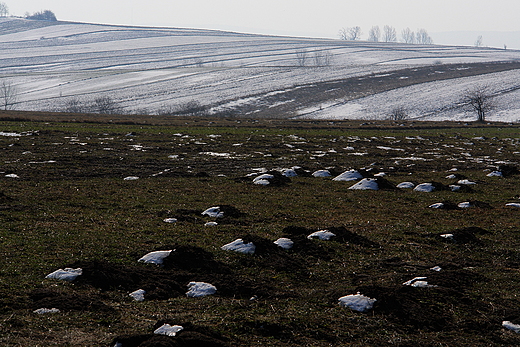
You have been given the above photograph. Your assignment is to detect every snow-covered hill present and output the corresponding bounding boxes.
[2,18,520,121]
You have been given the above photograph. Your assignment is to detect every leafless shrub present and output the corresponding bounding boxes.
[89,96,124,114]
[387,106,408,121]
[64,97,86,113]
[157,100,207,116]
[313,51,334,67]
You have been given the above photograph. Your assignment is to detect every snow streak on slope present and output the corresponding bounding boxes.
[1,17,520,120]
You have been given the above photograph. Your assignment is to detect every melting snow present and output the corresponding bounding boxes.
[33,308,60,314]
[138,250,172,265]
[332,169,363,181]
[129,289,146,302]
[221,239,256,254]
[307,230,336,240]
[5,174,19,178]
[349,178,379,190]
[205,221,218,226]
[45,268,82,281]
[486,171,503,177]
[282,169,297,177]
[338,293,377,312]
[312,170,331,177]
[154,324,184,336]
[274,238,294,250]
[503,321,520,333]
[506,203,520,208]
[402,277,436,288]
[202,206,224,218]
[253,174,274,184]
[123,176,139,181]
[458,202,472,208]
[429,203,445,209]
[186,282,217,298]
[457,179,476,185]
[163,218,178,223]
[397,182,415,189]
[414,183,435,192]
[430,266,442,272]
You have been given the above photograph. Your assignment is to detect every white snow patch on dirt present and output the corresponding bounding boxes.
[338,293,377,312]
[45,268,82,281]
[138,250,172,265]
[186,282,217,298]
[221,239,256,254]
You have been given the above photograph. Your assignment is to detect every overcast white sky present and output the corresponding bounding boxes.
[7,1,520,38]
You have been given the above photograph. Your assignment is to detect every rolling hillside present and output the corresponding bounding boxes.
[2,17,520,121]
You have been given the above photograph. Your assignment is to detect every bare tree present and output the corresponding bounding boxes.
[295,49,308,67]
[461,85,495,122]
[312,50,334,67]
[383,25,397,42]
[401,28,415,44]
[0,80,18,110]
[338,28,348,40]
[26,10,57,21]
[367,26,381,42]
[474,35,483,47]
[415,29,433,44]
[339,26,362,40]
[0,2,8,17]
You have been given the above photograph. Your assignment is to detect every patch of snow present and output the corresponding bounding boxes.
[274,238,294,250]
[45,268,82,281]
[338,293,377,312]
[397,182,415,189]
[348,178,379,190]
[205,221,218,226]
[449,185,461,192]
[457,179,476,185]
[5,174,19,178]
[253,179,271,185]
[163,218,178,223]
[403,276,436,288]
[221,239,256,254]
[429,203,445,209]
[486,171,503,177]
[154,324,184,336]
[440,234,454,240]
[414,183,435,192]
[282,169,297,177]
[377,146,405,151]
[129,289,146,302]
[33,308,60,314]
[506,203,520,208]
[0,132,23,136]
[445,174,458,179]
[138,250,172,265]
[123,176,139,181]
[186,281,217,298]
[332,169,363,181]
[312,170,331,177]
[307,230,336,241]
[458,202,472,208]
[253,173,274,184]
[373,172,386,177]
[430,266,442,272]
[202,206,224,218]
[503,321,520,333]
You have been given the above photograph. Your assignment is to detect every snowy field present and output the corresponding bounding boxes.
[2,18,520,121]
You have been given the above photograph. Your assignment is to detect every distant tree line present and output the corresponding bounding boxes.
[25,10,57,21]
[339,25,433,44]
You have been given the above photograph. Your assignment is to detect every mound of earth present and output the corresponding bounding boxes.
[29,288,114,313]
[498,165,519,177]
[438,226,490,244]
[113,321,229,347]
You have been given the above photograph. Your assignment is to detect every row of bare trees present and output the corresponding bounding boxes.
[0,2,8,17]
[340,25,433,44]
